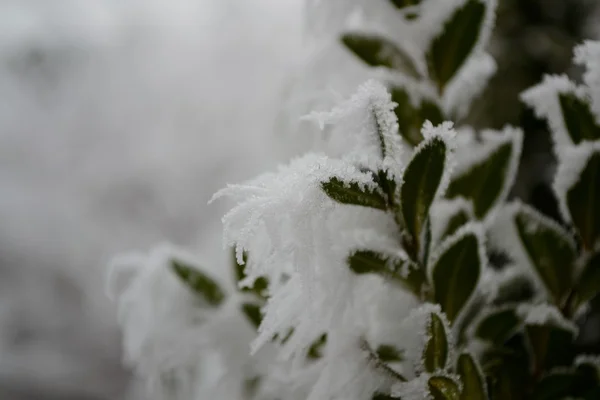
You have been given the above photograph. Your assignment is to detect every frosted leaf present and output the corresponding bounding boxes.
[428,222,487,280]
[516,303,578,334]
[390,373,432,400]
[488,201,576,301]
[574,40,600,118]
[575,354,600,367]
[553,141,600,227]
[303,80,405,178]
[520,75,590,158]
[211,153,381,282]
[442,52,497,119]
[448,125,523,223]
[107,244,217,400]
[429,197,474,246]
[305,336,393,400]
[417,120,457,196]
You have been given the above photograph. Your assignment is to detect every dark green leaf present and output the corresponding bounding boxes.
[475,307,521,345]
[423,313,449,372]
[322,176,388,210]
[456,353,487,400]
[390,87,444,147]
[525,324,575,371]
[171,259,225,306]
[446,140,516,219]
[432,230,482,322]
[426,0,486,93]
[232,249,268,298]
[492,272,536,306]
[376,344,404,363]
[429,376,461,400]
[241,302,262,329]
[565,151,600,250]
[307,333,327,359]
[401,136,447,255]
[574,252,600,309]
[532,370,576,400]
[348,250,426,296]
[482,334,532,397]
[514,206,576,304]
[341,33,421,78]
[559,93,600,144]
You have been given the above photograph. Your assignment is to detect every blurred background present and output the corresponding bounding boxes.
[0,0,598,399]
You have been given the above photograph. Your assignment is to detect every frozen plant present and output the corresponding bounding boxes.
[108,1,600,399]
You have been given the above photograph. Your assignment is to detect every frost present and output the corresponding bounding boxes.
[391,373,433,400]
[417,120,458,197]
[516,303,578,334]
[574,40,600,118]
[107,244,217,399]
[442,52,497,119]
[303,80,405,178]
[520,75,590,158]
[429,197,474,246]
[553,141,600,225]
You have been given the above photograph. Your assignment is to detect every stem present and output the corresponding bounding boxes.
[360,338,407,382]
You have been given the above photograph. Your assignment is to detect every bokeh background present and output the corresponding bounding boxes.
[0,0,598,399]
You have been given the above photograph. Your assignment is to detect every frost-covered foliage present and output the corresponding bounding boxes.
[108,1,600,399]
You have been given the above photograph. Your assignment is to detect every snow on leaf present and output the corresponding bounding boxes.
[429,198,474,247]
[446,126,523,221]
[442,51,497,119]
[553,141,600,250]
[303,80,405,179]
[521,75,591,158]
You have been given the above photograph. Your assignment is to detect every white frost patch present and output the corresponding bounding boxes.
[574,40,600,118]
[303,80,405,179]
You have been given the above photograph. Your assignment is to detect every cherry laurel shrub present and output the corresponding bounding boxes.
[107,1,600,399]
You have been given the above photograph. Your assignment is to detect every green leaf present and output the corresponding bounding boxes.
[241,302,263,329]
[525,324,575,371]
[376,344,405,363]
[322,177,388,210]
[575,251,600,309]
[232,249,268,298]
[565,151,600,250]
[532,370,576,400]
[426,0,486,93]
[482,334,532,397]
[171,259,225,306]
[456,353,487,400]
[559,93,600,144]
[307,333,327,359]
[431,229,482,322]
[513,206,576,304]
[429,376,461,400]
[423,313,449,372]
[341,33,421,78]
[401,136,448,255]
[475,307,521,345]
[348,250,426,296]
[446,140,516,219]
[390,87,444,147]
